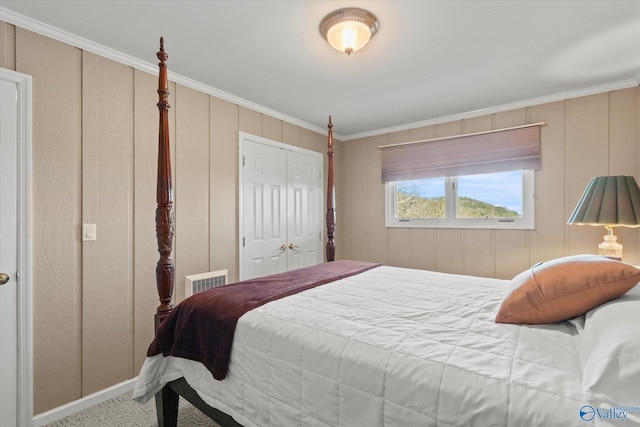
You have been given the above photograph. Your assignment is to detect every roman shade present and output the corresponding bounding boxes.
[379,123,543,182]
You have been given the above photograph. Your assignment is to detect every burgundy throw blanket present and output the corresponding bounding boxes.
[148,260,381,380]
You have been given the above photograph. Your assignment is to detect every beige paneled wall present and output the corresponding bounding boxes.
[209,97,240,283]
[14,27,84,412]
[174,84,211,303]
[4,23,329,414]
[529,101,566,264]
[0,20,16,69]
[337,88,640,276]
[81,51,135,395]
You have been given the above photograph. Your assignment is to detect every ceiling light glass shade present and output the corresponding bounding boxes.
[320,8,379,55]
[567,175,640,259]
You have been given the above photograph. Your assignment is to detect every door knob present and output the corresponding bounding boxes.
[0,273,9,285]
[288,243,299,250]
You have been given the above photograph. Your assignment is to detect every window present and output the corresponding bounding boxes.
[386,170,535,229]
[379,123,542,230]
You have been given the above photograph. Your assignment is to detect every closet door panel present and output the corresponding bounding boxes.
[242,140,287,280]
[241,134,323,279]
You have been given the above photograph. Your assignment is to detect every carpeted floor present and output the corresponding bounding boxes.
[43,391,221,426]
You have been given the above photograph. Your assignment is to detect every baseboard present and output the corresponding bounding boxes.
[32,377,137,426]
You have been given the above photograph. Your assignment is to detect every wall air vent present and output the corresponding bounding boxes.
[184,269,228,298]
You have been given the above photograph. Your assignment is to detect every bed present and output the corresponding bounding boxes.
[133,39,640,427]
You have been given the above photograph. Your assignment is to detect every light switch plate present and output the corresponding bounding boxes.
[82,223,96,241]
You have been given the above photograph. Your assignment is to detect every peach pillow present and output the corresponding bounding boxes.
[495,255,640,324]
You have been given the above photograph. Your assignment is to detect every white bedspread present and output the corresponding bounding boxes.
[133,266,589,426]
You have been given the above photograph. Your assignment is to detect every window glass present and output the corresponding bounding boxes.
[456,171,523,219]
[386,170,534,229]
[396,178,445,219]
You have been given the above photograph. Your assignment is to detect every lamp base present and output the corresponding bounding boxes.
[598,233,622,261]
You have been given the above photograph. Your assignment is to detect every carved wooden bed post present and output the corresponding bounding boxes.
[150,40,342,427]
[154,37,175,333]
[326,116,336,262]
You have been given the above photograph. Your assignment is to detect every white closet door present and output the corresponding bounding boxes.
[286,149,323,271]
[242,140,288,280]
[240,134,323,280]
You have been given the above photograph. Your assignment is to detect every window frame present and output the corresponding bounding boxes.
[385,170,535,230]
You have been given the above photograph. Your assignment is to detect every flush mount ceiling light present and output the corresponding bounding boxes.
[320,8,379,55]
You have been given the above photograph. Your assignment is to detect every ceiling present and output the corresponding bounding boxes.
[2,1,640,140]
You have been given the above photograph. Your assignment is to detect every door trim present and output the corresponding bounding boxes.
[238,132,323,280]
[1,67,33,426]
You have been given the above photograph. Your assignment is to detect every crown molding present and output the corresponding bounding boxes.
[341,78,640,141]
[0,7,330,138]
[1,8,157,75]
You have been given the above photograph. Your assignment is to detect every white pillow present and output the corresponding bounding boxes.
[581,282,640,407]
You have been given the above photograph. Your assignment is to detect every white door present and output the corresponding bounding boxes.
[286,150,323,270]
[0,68,33,427]
[0,78,19,427]
[240,134,323,280]
[242,139,288,279]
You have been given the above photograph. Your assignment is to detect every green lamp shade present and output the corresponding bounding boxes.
[568,176,640,227]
